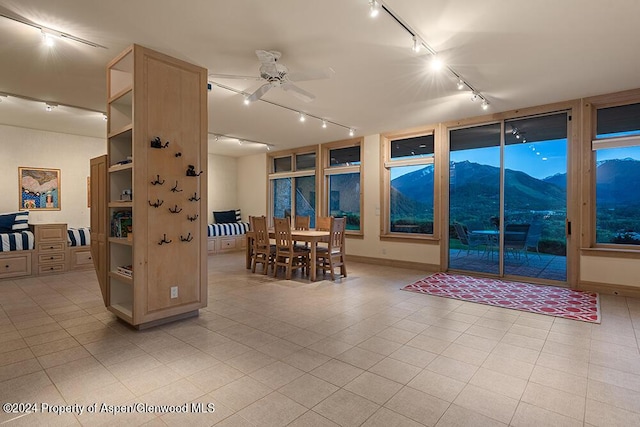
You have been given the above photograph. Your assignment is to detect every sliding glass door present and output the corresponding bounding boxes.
[449,123,501,274]
[448,113,568,282]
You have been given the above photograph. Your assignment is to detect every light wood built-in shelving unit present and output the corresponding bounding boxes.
[92,44,208,328]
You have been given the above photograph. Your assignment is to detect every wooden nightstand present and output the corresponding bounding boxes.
[34,223,67,275]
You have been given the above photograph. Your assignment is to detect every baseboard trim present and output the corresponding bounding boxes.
[578,280,640,298]
[345,254,439,272]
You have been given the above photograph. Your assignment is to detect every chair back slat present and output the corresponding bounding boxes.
[274,217,293,251]
[329,217,346,253]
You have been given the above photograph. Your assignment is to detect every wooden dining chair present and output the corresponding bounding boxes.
[316,217,347,280]
[293,215,310,249]
[315,216,332,231]
[294,215,310,230]
[273,217,310,279]
[251,216,275,275]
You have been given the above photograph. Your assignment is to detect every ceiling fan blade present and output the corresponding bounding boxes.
[208,73,262,81]
[255,50,281,64]
[287,67,335,82]
[281,82,315,103]
[247,83,273,102]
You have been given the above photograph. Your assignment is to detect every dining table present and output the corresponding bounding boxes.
[469,229,527,258]
[245,229,331,281]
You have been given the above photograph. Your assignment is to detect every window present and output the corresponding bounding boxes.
[592,102,640,246]
[382,132,435,236]
[268,148,317,227]
[323,140,363,233]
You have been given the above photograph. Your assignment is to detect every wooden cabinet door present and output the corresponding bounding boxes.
[90,155,108,306]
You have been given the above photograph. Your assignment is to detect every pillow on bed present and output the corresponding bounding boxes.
[235,209,242,222]
[12,211,30,231]
[213,210,237,223]
[0,213,16,233]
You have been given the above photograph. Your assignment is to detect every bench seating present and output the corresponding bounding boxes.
[66,227,93,271]
[207,222,249,254]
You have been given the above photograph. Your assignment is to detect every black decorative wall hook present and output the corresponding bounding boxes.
[169,205,182,214]
[170,181,182,192]
[148,199,164,208]
[186,165,203,176]
[188,193,200,202]
[158,234,172,245]
[187,214,198,222]
[175,152,182,157]
[180,233,193,242]
[150,136,169,149]
[151,175,165,185]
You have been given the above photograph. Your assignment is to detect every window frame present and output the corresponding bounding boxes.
[585,92,640,252]
[381,128,438,241]
[322,138,364,236]
[267,145,319,226]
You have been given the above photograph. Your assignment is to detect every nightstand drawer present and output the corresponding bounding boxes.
[39,253,65,264]
[38,263,66,275]
[38,242,65,252]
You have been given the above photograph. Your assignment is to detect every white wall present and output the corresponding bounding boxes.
[580,255,640,288]
[237,153,267,220]
[207,154,239,223]
[0,124,105,227]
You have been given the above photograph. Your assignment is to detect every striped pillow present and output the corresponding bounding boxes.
[12,211,29,231]
[235,209,242,222]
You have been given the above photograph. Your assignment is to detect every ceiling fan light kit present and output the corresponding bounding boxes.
[209,49,355,138]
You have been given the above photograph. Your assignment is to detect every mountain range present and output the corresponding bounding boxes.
[391,158,640,215]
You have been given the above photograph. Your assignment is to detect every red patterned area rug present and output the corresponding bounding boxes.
[402,273,600,323]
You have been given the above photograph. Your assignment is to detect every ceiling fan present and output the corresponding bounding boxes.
[210,50,334,103]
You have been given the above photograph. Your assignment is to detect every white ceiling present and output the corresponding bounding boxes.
[1,0,639,157]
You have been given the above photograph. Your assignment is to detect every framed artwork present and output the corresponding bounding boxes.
[18,167,61,211]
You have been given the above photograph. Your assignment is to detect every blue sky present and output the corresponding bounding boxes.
[393,132,640,180]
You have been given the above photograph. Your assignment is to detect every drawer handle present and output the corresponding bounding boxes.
[88,257,92,260]
[50,256,54,260]
[50,267,54,270]
[4,265,8,269]
[50,246,55,249]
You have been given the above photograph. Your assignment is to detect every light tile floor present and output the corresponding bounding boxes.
[1,251,639,426]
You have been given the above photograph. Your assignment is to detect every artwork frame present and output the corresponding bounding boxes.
[18,167,61,211]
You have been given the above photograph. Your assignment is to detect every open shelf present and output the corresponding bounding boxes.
[109,303,133,322]
[109,163,133,173]
[108,90,133,133]
[108,201,132,208]
[108,86,133,105]
[109,271,133,284]
[108,124,133,140]
[109,237,133,246]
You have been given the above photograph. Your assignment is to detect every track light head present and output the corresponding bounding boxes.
[349,128,355,137]
[299,112,306,122]
[243,96,250,105]
[45,102,57,111]
[412,36,422,53]
[457,79,465,90]
[322,120,327,129]
[369,0,380,18]
[481,100,489,110]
